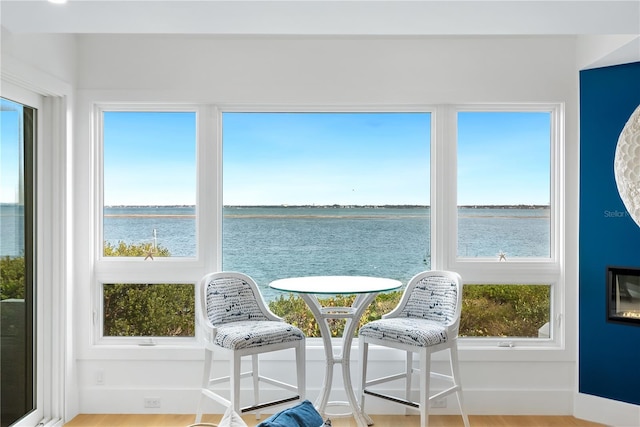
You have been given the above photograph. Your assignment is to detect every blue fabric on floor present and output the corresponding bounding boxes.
[256,400,324,427]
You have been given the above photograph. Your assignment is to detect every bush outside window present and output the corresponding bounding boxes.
[101,242,195,337]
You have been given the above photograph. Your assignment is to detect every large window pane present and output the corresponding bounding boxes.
[102,111,197,258]
[222,112,431,306]
[460,284,551,338]
[103,283,195,337]
[0,98,35,426]
[457,111,551,259]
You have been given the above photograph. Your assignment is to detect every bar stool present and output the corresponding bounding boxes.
[359,270,470,427]
[195,271,306,424]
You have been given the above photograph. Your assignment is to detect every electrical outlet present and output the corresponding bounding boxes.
[96,369,104,385]
[431,398,447,408]
[144,397,161,408]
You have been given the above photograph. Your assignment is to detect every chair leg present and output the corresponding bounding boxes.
[296,340,306,401]
[449,345,470,427]
[195,349,213,424]
[405,350,413,415]
[419,349,431,427]
[359,338,368,415]
[252,354,260,420]
[231,353,241,414]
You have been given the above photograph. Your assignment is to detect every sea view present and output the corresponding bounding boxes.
[1,204,550,302]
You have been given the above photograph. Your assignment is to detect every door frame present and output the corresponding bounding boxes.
[1,69,69,426]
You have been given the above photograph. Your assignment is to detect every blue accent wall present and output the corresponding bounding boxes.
[579,62,640,405]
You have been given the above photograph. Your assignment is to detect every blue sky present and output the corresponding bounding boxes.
[1,99,23,204]
[103,111,197,206]
[457,111,551,205]
[222,112,431,205]
[102,110,550,206]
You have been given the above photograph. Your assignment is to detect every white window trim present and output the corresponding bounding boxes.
[93,104,205,263]
[433,103,565,351]
[87,101,567,358]
[92,103,218,345]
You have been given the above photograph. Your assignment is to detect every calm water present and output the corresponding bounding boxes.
[0,204,25,257]
[1,204,550,301]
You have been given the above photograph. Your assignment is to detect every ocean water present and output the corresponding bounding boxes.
[1,204,550,302]
[222,206,433,300]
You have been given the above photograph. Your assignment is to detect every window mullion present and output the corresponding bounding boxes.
[197,104,221,273]
[432,105,458,270]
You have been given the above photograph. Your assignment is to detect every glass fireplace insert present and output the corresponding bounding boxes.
[607,266,640,325]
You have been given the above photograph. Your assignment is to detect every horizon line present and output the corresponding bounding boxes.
[101,203,551,209]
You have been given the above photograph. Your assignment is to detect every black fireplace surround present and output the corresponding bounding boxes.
[607,266,640,325]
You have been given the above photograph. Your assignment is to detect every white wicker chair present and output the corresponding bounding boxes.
[358,270,470,427]
[195,271,306,423]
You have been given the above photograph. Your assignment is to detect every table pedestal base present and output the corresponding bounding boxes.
[300,293,378,427]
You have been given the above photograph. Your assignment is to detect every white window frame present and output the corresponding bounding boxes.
[433,103,565,350]
[1,79,67,426]
[218,105,436,349]
[89,102,565,354]
[92,103,218,346]
[1,81,46,427]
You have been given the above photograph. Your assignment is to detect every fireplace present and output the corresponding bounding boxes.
[607,266,640,325]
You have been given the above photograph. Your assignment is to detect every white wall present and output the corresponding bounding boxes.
[1,27,76,90]
[576,34,640,70]
[72,34,583,418]
[77,35,579,104]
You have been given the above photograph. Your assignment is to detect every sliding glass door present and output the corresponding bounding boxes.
[1,96,37,426]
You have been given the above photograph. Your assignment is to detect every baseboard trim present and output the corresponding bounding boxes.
[574,392,640,427]
[79,386,576,416]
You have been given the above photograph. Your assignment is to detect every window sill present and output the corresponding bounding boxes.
[79,336,572,363]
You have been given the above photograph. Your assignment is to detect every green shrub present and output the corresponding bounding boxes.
[102,241,194,337]
[103,241,170,257]
[0,255,25,300]
[269,291,402,337]
[271,284,550,338]
[103,282,194,337]
[459,284,550,337]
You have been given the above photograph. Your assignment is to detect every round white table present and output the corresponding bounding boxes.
[269,276,402,427]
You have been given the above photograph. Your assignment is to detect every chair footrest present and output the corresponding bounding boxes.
[363,389,418,409]
[240,395,301,413]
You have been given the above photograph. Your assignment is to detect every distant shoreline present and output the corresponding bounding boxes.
[103,204,550,219]
[103,204,550,209]
[105,214,196,218]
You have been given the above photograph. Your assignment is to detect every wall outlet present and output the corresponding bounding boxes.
[431,398,447,408]
[96,369,104,385]
[144,397,161,408]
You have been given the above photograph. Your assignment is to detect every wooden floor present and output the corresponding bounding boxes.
[64,414,607,427]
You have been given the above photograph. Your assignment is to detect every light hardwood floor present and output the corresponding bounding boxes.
[64,414,607,427]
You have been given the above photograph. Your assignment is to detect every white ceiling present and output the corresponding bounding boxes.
[1,0,639,36]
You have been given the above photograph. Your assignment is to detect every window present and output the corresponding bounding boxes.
[95,106,201,342]
[102,111,197,258]
[449,105,562,344]
[457,111,551,259]
[460,284,551,338]
[90,104,563,346]
[102,283,195,337]
[1,96,37,425]
[222,111,431,337]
